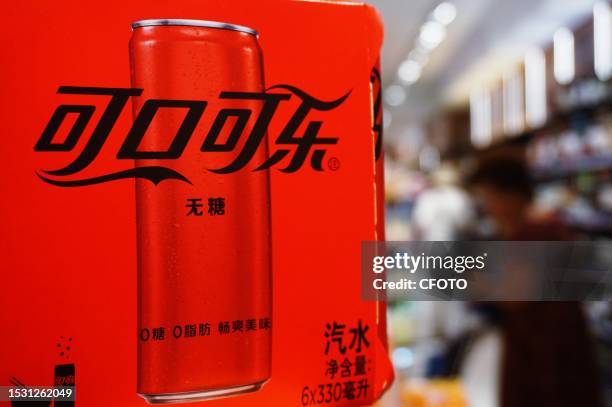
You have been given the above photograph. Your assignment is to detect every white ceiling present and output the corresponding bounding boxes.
[366,0,599,138]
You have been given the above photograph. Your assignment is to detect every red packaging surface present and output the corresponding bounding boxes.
[0,0,393,405]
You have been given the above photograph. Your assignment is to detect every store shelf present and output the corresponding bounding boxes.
[563,212,612,236]
[531,155,612,181]
[468,100,612,156]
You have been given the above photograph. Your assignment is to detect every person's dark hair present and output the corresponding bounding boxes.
[467,155,533,198]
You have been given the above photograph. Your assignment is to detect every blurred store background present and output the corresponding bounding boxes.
[367,0,612,406]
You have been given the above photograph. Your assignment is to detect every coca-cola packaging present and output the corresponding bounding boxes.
[0,0,392,405]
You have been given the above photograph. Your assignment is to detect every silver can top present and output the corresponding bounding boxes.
[131,19,258,36]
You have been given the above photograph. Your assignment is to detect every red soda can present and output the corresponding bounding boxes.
[129,19,272,403]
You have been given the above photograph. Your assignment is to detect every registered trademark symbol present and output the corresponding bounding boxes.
[327,157,340,171]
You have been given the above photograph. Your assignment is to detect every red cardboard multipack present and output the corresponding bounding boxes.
[0,0,392,405]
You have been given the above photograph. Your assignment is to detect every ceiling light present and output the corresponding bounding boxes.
[419,21,446,50]
[384,85,407,107]
[398,60,422,84]
[594,1,611,81]
[408,48,429,66]
[524,47,547,128]
[470,89,492,148]
[503,70,524,135]
[433,2,457,26]
[553,27,575,85]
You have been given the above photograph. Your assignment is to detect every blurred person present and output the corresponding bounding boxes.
[413,163,475,241]
[465,154,603,407]
[411,164,475,393]
[468,153,570,240]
